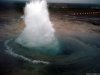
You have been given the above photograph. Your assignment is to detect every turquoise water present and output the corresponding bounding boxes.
[3,32,100,75]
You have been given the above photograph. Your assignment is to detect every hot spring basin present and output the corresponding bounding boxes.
[5,32,98,65]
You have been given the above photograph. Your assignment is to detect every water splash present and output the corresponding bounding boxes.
[15,0,60,55]
[5,39,50,64]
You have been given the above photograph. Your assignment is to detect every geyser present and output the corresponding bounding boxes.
[15,0,60,55]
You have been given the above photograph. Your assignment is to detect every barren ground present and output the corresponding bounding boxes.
[0,11,100,40]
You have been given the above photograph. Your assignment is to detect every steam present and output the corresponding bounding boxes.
[15,0,60,55]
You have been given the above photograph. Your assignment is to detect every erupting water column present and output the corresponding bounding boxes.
[15,0,60,55]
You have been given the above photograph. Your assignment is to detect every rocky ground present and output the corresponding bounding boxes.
[0,11,100,40]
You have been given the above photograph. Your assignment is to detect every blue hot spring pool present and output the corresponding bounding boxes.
[2,32,100,74]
